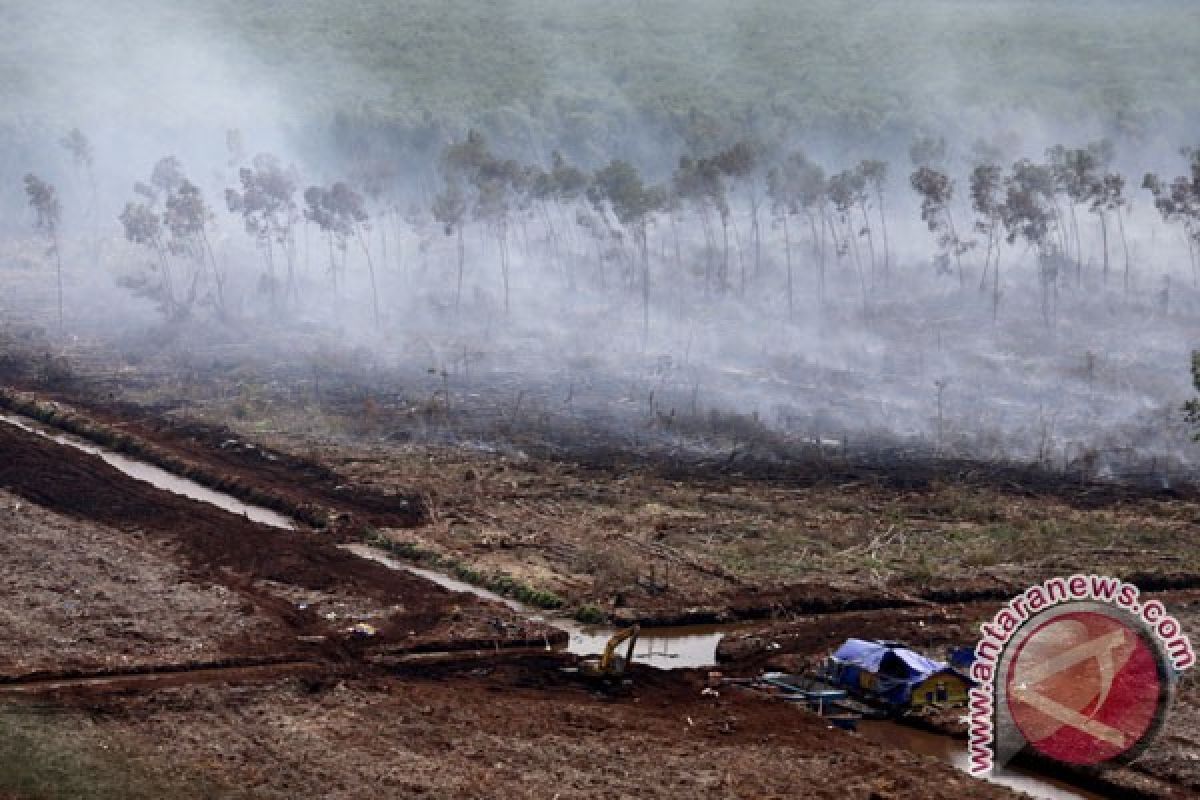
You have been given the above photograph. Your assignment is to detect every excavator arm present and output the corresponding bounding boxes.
[580,625,641,680]
[599,624,640,674]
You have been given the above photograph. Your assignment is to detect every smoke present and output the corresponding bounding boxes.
[3,1,1200,484]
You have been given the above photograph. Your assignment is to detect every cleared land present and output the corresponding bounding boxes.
[0,335,1197,797]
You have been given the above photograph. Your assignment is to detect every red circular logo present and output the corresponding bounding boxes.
[1005,608,1166,766]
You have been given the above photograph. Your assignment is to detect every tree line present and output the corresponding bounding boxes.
[20,128,1200,336]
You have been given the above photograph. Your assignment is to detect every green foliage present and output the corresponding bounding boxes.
[8,2,1196,153]
[588,160,665,228]
[23,174,60,234]
[573,604,606,624]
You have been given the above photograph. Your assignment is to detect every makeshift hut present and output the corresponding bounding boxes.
[823,638,971,709]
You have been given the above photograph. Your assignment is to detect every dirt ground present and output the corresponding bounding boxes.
[0,488,276,676]
[2,333,1200,797]
[718,596,1200,797]
[0,410,1029,799]
[7,664,1018,800]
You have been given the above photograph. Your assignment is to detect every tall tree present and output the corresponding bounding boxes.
[225,154,299,302]
[1143,148,1200,286]
[1001,159,1060,326]
[970,163,1004,317]
[23,174,64,332]
[165,179,225,313]
[858,159,890,280]
[589,160,666,339]
[119,197,176,315]
[304,182,380,326]
[672,155,728,294]
[713,140,760,295]
[827,169,870,312]
[911,166,969,286]
[431,179,468,309]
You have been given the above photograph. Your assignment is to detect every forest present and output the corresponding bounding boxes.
[8,115,1200,485]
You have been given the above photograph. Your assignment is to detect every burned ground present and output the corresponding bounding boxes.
[0,336,1198,798]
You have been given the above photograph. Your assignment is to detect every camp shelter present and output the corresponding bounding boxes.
[824,638,971,709]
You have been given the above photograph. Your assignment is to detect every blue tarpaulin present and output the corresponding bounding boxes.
[827,639,958,706]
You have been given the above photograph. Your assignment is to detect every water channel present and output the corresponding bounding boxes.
[0,411,1112,799]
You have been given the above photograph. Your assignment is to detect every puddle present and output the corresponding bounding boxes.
[555,623,740,670]
[857,720,1104,800]
[0,413,296,530]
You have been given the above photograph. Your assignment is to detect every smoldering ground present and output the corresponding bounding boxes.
[3,0,1200,484]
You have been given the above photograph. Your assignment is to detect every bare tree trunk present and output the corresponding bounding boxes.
[749,189,762,282]
[200,229,226,315]
[698,207,715,295]
[843,214,868,316]
[639,225,650,343]
[355,227,381,328]
[992,248,1001,323]
[1098,211,1109,285]
[455,226,465,310]
[1049,198,1070,264]
[1070,203,1082,285]
[327,233,338,297]
[719,213,730,292]
[859,203,876,285]
[155,238,176,312]
[283,226,297,302]
[978,223,995,291]
[1187,229,1199,287]
[669,210,682,289]
[262,235,281,308]
[1116,206,1131,293]
[732,217,747,297]
[379,220,387,276]
[51,231,64,334]
[945,207,965,288]
[498,224,511,314]
[782,213,794,318]
[876,187,890,280]
[303,218,310,276]
[816,209,831,306]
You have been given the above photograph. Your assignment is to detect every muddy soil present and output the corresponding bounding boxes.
[0,420,561,664]
[718,594,1200,798]
[253,434,1200,625]
[30,663,1019,800]
[0,488,278,676]
[5,337,1199,624]
[2,334,1199,797]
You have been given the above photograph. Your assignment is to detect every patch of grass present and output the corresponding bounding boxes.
[363,529,564,609]
[0,708,230,800]
[573,604,606,624]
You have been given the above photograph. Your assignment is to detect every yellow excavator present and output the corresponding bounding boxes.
[580,625,641,680]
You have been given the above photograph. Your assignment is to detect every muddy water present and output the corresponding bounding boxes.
[857,721,1103,800]
[341,542,743,669]
[0,413,296,529]
[341,543,527,611]
[555,623,743,670]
